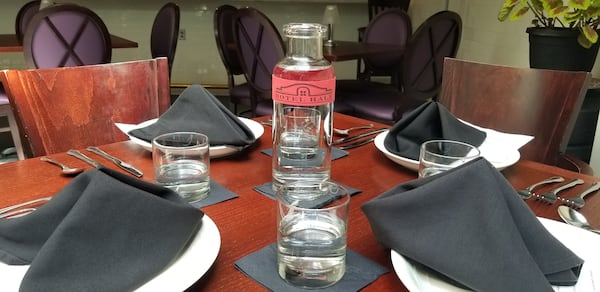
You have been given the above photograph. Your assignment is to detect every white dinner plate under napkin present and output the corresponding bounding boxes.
[391,217,599,292]
[115,117,264,158]
[0,214,221,292]
[374,121,533,171]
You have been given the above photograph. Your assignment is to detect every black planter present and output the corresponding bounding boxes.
[526,27,600,71]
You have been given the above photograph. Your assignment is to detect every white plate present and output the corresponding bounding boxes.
[115,117,264,158]
[0,215,221,292]
[374,123,533,171]
[391,217,600,292]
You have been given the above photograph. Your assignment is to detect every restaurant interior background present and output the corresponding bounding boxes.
[1,0,599,173]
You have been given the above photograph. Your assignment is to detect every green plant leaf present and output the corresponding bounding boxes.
[548,6,569,17]
[578,32,594,47]
[583,24,599,42]
[544,0,564,10]
[563,11,581,23]
[532,0,545,11]
[510,6,531,20]
[569,0,591,10]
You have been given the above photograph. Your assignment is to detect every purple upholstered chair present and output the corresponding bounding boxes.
[233,7,285,117]
[356,0,411,79]
[214,4,254,115]
[15,0,41,42]
[151,2,180,77]
[339,10,462,125]
[354,8,412,87]
[23,3,111,69]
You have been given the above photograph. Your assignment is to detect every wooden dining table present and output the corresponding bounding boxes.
[0,113,598,291]
[323,40,404,62]
[0,33,138,53]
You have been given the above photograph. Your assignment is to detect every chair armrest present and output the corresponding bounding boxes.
[557,153,595,176]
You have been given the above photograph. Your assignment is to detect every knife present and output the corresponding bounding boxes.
[67,149,103,168]
[86,146,144,177]
[338,136,377,150]
[331,128,387,146]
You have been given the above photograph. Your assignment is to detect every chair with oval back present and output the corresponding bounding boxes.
[15,0,41,42]
[438,58,593,175]
[0,58,171,157]
[23,3,111,69]
[345,8,412,87]
[339,10,462,125]
[151,2,180,78]
[233,7,285,117]
[356,0,411,79]
[214,4,254,115]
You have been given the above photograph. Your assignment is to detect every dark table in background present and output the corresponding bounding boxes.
[323,40,403,62]
[0,33,138,53]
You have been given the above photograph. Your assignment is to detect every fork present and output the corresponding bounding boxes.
[333,124,374,136]
[559,181,600,209]
[0,197,51,218]
[534,178,584,204]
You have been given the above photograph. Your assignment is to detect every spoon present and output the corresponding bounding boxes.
[517,176,564,199]
[40,157,84,176]
[333,124,374,136]
[557,205,600,234]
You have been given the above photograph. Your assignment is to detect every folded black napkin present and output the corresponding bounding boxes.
[0,167,204,291]
[383,101,487,160]
[129,84,256,147]
[234,243,388,292]
[362,158,583,292]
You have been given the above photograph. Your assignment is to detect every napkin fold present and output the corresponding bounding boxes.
[384,101,487,160]
[0,167,204,291]
[362,158,583,292]
[129,84,256,147]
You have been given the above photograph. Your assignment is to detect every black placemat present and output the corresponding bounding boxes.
[235,243,388,292]
[254,181,361,208]
[261,147,349,160]
[189,180,239,209]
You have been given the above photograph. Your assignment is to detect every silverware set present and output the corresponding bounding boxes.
[260,119,386,150]
[518,176,599,208]
[39,148,144,178]
[0,197,51,219]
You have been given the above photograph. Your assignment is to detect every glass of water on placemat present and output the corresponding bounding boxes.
[276,181,350,288]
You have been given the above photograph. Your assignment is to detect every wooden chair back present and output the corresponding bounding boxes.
[438,58,592,172]
[0,58,171,157]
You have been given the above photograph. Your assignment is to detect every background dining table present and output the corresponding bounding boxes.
[323,40,404,62]
[0,113,598,291]
[0,33,138,53]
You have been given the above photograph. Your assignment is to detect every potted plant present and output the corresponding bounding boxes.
[498,0,600,71]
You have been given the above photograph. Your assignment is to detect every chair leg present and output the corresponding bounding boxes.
[6,110,25,160]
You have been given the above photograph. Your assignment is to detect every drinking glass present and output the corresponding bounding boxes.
[152,132,210,203]
[419,139,480,178]
[276,181,350,288]
[272,106,331,193]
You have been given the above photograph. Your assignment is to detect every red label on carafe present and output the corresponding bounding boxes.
[272,75,336,106]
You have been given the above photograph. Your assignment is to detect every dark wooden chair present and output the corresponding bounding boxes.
[151,2,180,78]
[15,0,41,42]
[438,58,593,175]
[339,10,462,125]
[356,8,412,86]
[0,58,171,157]
[23,3,112,69]
[214,4,253,115]
[233,7,285,117]
[356,0,411,78]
